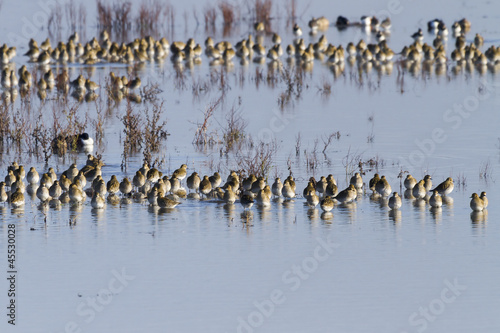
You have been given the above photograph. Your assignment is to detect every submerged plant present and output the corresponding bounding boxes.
[142,102,168,165]
[222,98,247,152]
[479,159,492,181]
[236,138,278,179]
[192,95,223,146]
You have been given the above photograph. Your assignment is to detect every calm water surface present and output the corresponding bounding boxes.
[1,0,499,332]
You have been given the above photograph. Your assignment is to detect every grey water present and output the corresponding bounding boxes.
[1,0,500,332]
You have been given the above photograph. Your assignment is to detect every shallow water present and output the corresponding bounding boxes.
[1,0,500,332]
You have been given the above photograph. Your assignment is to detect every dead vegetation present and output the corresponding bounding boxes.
[295,132,301,156]
[479,159,492,181]
[120,100,168,170]
[97,0,132,31]
[142,101,168,165]
[457,172,467,190]
[397,169,409,190]
[317,77,332,97]
[278,65,306,109]
[192,96,223,146]
[92,97,107,147]
[65,2,87,33]
[222,98,247,152]
[50,102,88,155]
[188,69,230,99]
[136,0,164,32]
[31,112,53,164]
[359,156,384,174]
[0,94,91,164]
[121,101,142,168]
[253,0,273,27]
[0,103,9,149]
[285,0,297,26]
[140,83,163,103]
[342,147,363,177]
[219,1,238,36]
[96,0,172,34]
[204,4,217,33]
[47,2,86,39]
[236,139,278,179]
[367,112,375,143]
[304,140,319,172]
[321,131,340,154]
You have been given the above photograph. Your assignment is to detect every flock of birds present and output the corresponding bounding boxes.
[0,155,488,217]
[0,31,148,103]
[0,15,492,218]
[0,15,497,104]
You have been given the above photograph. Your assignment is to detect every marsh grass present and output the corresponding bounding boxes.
[321,131,340,154]
[0,95,90,163]
[236,139,278,179]
[367,133,375,143]
[62,103,88,145]
[204,4,217,33]
[317,77,332,97]
[280,65,305,103]
[277,92,291,111]
[50,102,88,155]
[192,6,200,27]
[92,97,107,146]
[396,62,406,94]
[304,149,318,172]
[65,2,87,34]
[174,66,188,91]
[304,139,319,172]
[164,2,176,31]
[211,67,230,93]
[142,102,168,165]
[136,0,163,33]
[140,83,162,102]
[96,0,113,29]
[121,101,142,169]
[253,0,273,28]
[193,95,223,146]
[219,1,238,36]
[222,98,247,153]
[97,0,132,31]
[285,0,297,26]
[113,1,133,31]
[361,156,384,174]
[192,76,210,101]
[397,169,408,191]
[10,108,29,152]
[31,112,53,164]
[457,172,467,190]
[479,159,492,181]
[295,132,301,156]
[342,147,363,177]
[0,103,9,148]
